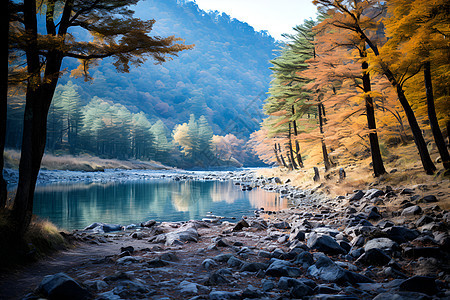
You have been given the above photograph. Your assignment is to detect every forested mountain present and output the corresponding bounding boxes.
[59,0,278,138]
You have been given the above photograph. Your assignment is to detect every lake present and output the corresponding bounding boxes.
[33,179,288,230]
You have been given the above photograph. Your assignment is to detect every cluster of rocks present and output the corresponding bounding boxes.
[22,178,449,299]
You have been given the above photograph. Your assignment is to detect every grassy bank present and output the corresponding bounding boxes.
[0,213,69,271]
[4,149,174,172]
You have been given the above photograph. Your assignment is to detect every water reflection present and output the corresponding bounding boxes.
[33,180,288,230]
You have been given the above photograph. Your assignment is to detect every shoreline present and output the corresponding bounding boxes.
[1,170,449,299]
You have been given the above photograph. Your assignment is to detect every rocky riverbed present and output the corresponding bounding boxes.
[1,171,449,299]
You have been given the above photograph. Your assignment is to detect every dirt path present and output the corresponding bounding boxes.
[0,236,151,299]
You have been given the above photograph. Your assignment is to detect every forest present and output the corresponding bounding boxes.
[1,1,450,299]
[4,0,277,168]
[250,0,449,177]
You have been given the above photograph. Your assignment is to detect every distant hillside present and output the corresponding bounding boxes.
[60,0,279,138]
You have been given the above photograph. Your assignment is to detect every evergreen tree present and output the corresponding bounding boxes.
[151,120,172,163]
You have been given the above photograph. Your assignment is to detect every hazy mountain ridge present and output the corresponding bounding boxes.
[60,0,279,138]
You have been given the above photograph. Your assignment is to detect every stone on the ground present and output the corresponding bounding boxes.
[383,226,419,244]
[399,276,438,295]
[240,262,268,272]
[349,190,365,201]
[202,258,218,270]
[356,248,391,266]
[141,219,156,227]
[373,291,431,300]
[227,256,244,268]
[294,251,314,269]
[232,219,249,232]
[209,290,241,300]
[83,279,108,291]
[38,272,91,300]
[165,227,198,246]
[307,233,347,255]
[204,270,231,286]
[178,280,202,295]
[113,279,149,297]
[364,238,398,253]
[265,258,293,277]
[401,205,422,216]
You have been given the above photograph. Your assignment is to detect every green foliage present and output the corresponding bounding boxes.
[59,0,278,139]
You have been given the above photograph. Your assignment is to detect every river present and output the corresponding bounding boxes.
[30,170,288,230]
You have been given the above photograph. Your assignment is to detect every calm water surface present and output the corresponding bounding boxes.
[33,180,287,230]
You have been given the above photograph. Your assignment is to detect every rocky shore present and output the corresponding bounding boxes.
[2,171,450,299]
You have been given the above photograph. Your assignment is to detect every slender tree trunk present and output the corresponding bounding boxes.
[424,61,450,169]
[278,143,288,168]
[362,35,436,175]
[288,123,298,170]
[361,43,386,177]
[295,140,304,168]
[273,143,282,166]
[12,0,66,235]
[318,103,331,171]
[0,0,9,209]
[291,105,304,168]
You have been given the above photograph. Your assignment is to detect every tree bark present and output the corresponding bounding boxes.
[291,105,304,168]
[288,123,298,170]
[273,143,282,166]
[278,143,288,168]
[12,0,66,235]
[424,61,450,169]
[318,103,331,171]
[0,0,9,209]
[295,140,304,168]
[361,43,386,177]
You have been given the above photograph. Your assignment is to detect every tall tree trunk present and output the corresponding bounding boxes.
[273,143,282,166]
[361,43,386,177]
[424,61,450,170]
[0,0,9,209]
[288,123,298,170]
[278,143,288,168]
[295,140,304,168]
[362,35,436,175]
[12,0,66,235]
[318,103,331,171]
[291,105,304,168]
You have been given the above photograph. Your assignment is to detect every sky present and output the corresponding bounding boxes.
[191,0,318,41]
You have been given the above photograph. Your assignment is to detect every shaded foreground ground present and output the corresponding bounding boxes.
[0,171,448,299]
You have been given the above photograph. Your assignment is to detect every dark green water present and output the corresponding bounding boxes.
[33,180,287,230]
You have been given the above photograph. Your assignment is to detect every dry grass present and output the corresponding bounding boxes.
[4,149,173,171]
[0,212,69,270]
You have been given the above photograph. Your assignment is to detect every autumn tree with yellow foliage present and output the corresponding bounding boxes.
[312,0,437,175]
[4,0,193,235]
[381,0,450,170]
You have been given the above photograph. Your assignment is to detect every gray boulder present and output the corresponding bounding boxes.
[308,255,373,284]
[307,233,347,255]
[364,237,398,253]
[349,190,365,201]
[356,248,391,266]
[38,272,90,300]
[265,258,292,277]
[209,291,241,300]
[399,276,438,295]
[383,226,420,244]
[401,205,422,216]
[165,227,198,246]
[227,256,244,268]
